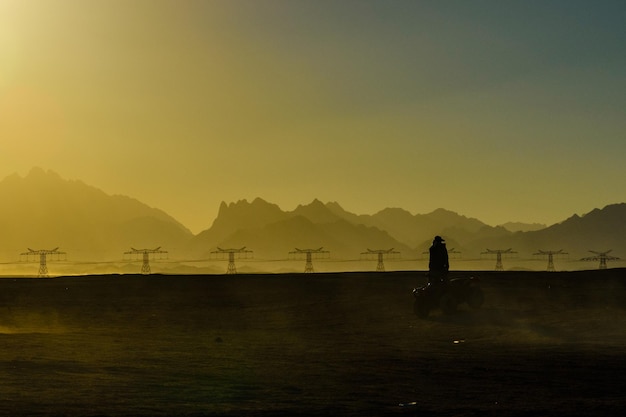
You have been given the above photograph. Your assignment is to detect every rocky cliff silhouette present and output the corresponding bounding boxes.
[188,198,412,259]
[0,169,623,270]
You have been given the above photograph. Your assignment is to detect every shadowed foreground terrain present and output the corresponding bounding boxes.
[1,269,626,416]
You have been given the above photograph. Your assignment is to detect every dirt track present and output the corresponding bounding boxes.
[1,269,626,416]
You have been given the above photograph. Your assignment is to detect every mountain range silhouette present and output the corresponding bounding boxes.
[0,168,624,271]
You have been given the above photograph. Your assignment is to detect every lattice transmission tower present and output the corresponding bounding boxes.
[211,247,253,274]
[289,247,330,273]
[533,249,567,272]
[124,247,168,274]
[361,248,400,272]
[20,247,67,277]
[581,250,620,270]
[481,248,516,271]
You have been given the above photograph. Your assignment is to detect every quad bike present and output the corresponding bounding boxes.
[412,276,484,318]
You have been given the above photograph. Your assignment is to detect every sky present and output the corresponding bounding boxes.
[1,0,625,234]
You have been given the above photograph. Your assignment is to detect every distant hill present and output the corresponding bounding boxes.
[324,203,502,249]
[0,168,193,261]
[499,222,547,233]
[1,169,623,272]
[466,203,626,260]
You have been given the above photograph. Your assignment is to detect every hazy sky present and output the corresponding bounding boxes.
[1,0,625,233]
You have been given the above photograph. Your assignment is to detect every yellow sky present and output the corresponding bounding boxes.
[1,0,625,233]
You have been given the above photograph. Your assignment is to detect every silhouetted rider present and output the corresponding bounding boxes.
[428,235,449,285]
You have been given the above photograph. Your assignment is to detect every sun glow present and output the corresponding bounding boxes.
[0,85,67,155]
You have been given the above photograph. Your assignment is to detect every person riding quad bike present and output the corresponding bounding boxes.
[412,275,484,318]
[413,235,484,318]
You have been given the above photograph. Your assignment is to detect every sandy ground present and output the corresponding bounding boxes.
[1,269,626,416]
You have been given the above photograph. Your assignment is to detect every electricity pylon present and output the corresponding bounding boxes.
[361,248,400,272]
[124,247,168,274]
[481,248,516,271]
[581,250,620,270]
[211,247,253,274]
[533,249,567,272]
[20,247,67,277]
[289,247,330,273]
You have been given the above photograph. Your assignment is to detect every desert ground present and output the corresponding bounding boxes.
[1,269,626,416]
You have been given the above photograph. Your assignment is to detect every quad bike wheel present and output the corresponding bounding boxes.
[467,287,485,309]
[439,294,458,315]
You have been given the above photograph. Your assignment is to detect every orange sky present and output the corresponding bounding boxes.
[1,0,625,233]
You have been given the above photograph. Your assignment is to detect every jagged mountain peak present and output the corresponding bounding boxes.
[21,167,75,188]
[223,197,275,207]
[216,197,280,216]
[27,166,59,177]
[291,199,340,224]
[295,198,326,209]
[325,201,344,210]
[201,197,287,242]
[227,197,282,214]
[2,167,57,185]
